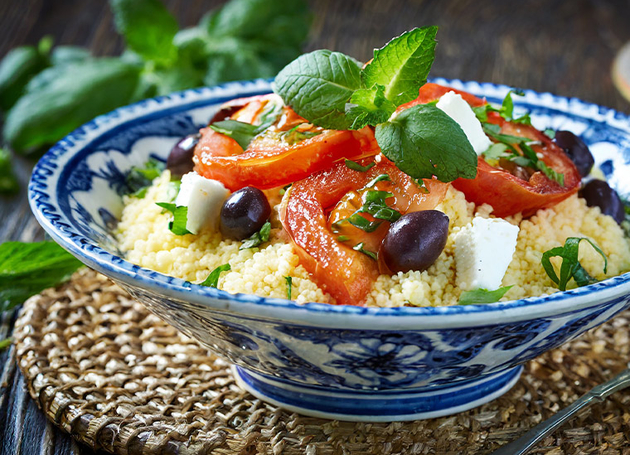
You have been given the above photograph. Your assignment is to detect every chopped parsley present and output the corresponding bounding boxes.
[459,286,513,305]
[240,221,271,250]
[541,237,608,291]
[200,264,231,288]
[281,124,322,144]
[285,276,293,299]
[353,242,377,260]
[210,99,283,150]
[155,202,191,235]
[345,159,376,172]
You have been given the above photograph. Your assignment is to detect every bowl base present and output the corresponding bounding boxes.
[232,365,523,422]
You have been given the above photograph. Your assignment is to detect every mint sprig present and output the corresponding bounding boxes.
[274,27,478,182]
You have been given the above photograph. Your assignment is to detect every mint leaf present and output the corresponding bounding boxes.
[345,159,375,172]
[459,286,513,305]
[4,58,140,152]
[0,39,51,112]
[285,276,293,299]
[240,221,271,250]
[542,237,608,291]
[178,0,311,86]
[274,50,363,130]
[362,26,438,106]
[50,46,91,66]
[346,84,396,129]
[375,104,477,182]
[155,202,192,235]
[110,0,178,66]
[0,241,83,312]
[200,264,231,288]
[0,148,19,195]
[205,0,310,57]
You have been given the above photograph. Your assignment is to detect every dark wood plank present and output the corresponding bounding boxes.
[0,1,629,454]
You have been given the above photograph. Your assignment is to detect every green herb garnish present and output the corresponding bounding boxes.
[0,241,83,312]
[126,158,164,197]
[352,243,378,260]
[210,98,283,149]
[459,286,513,305]
[155,202,192,235]
[365,173,391,188]
[274,27,478,183]
[473,89,531,125]
[543,128,556,139]
[281,124,322,144]
[346,215,382,233]
[200,263,231,288]
[541,237,608,291]
[481,124,565,186]
[240,221,271,250]
[345,159,375,173]
[358,190,401,223]
[285,276,293,299]
[337,235,350,242]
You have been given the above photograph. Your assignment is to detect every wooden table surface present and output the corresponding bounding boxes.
[1,0,629,453]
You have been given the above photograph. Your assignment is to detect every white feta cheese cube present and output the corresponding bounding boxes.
[175,172,230,235]
[454,217,519,291]
[436,91,493,155]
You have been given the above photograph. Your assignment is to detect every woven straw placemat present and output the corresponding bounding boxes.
[12,268,630,455]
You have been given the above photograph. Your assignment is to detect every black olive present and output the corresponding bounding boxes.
[380,210,449,273]
[579,180,625,224]
[220,187,271,240]
[166,133,200,178]
[554,130,594,178]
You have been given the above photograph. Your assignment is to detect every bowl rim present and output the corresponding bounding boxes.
[28,77,630,330]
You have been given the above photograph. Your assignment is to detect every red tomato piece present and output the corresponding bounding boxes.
[405,83,581,217]
[194,95,380,191]
[280,158,448,306]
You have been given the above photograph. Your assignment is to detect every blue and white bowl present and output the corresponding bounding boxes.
[28,78,630,422]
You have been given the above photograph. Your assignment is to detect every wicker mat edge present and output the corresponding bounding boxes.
[12,268,630,455]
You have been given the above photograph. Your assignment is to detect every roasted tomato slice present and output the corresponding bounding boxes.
[406,83,581,217]
[194,94,380,191]
[280,157,448,306]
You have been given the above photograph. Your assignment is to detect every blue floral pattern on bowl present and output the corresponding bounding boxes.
[29,78,630,421]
